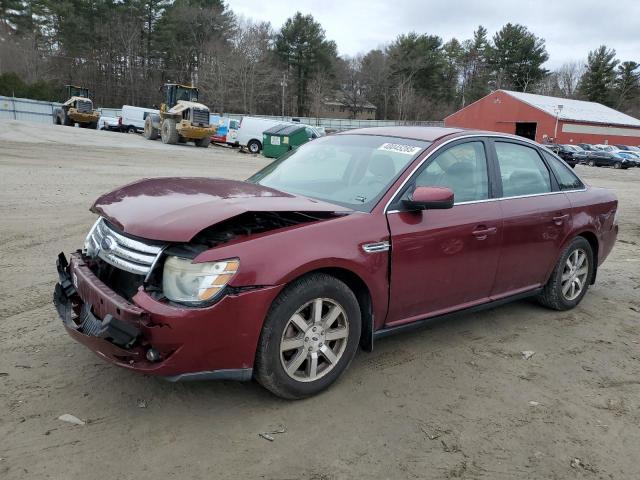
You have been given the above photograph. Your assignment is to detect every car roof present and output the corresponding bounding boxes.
[337,126,468,142]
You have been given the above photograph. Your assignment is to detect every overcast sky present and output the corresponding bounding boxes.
[230,0,639,69]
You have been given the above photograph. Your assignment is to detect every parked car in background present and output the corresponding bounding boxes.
[54,127,618,399]
[98,115,122,132]
[586,150,632,169]
[237,116,324,153]
[121,105,159,134]
[577,143,597,152]
[614,144,640,153]
[543,144,579,168]
[237,117,288,153]
[615,151,640,167]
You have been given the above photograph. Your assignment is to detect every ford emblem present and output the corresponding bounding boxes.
[101,236,116,252]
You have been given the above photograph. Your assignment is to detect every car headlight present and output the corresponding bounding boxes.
[83,218,101,257]
[162,256,239,305]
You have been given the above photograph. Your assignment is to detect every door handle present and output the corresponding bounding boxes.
[553,214,569,226]
[472,226,497,240]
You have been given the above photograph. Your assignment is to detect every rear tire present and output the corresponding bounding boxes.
[537,237,593,311]
[195,136,210,148]
[588,159,596,167]
[613,161,622,169]
[143,116,159,140]
[126,125,136,134]
[161,119,179,144]
[247,139,261,154]
[254,273,361,399]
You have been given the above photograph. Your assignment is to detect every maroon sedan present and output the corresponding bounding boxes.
[54,127,618,398]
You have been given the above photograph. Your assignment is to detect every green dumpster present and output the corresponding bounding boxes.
[262,124,309,159]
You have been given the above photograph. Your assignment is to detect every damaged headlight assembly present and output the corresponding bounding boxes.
[162,256,240,306]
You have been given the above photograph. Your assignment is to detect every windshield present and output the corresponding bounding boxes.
[176,86,198,102]
[248,134,430,212]
[69,86,88,98]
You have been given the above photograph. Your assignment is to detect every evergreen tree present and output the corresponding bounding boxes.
[614,61,639,110]
[460,25,490,105]
[579,45,618,106]
[274,12,337,116]
[488,23,549,92]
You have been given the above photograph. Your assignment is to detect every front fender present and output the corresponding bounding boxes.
[194,212,391,330]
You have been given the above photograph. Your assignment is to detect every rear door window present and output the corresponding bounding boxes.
[543,152,584,191]
[495,142,551,197]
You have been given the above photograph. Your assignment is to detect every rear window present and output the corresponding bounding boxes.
[543,152,584,191]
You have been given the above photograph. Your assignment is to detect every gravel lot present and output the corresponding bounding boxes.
[1,119,639,479]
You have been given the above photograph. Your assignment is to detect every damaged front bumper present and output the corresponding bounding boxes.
[53,252,282,381]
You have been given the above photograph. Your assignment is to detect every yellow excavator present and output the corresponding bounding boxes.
[143,83,216,147]
[53,85,100,129]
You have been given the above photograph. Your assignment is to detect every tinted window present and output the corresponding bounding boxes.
[495,142,551,197]
[543,152,584,190]
[414,141,489,203]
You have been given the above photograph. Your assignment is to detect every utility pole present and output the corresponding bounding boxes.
[280,73,287,120]
[554,104,564,140]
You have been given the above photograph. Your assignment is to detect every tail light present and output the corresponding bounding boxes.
[118,117,122,125]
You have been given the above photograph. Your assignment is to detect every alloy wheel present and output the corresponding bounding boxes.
[561,248,589,301]
[279,298,349,382]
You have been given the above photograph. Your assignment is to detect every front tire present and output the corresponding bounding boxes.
[613,161,622,169]
[161,118,178,144]
[588,159,596,167]
[537,237,593,311]
[254,273,361,399]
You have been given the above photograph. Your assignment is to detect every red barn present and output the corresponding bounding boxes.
[445,90,640,146]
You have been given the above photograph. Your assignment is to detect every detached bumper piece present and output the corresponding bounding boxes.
[54,252,140,348]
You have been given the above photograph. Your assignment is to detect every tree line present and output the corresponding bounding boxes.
[0,0,638,120]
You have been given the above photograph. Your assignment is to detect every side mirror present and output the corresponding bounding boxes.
[402,186,454,211]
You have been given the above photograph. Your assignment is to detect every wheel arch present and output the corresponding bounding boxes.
[576,230,599,284]
[247,138,262,151]
[278,266,375,352]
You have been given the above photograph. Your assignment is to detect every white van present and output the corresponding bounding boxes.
[121,105,159,134]
[236,116,323,153]
[236,117,287,153]
[227,118,239,146]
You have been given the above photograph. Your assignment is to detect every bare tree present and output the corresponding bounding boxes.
[308,71,330,121]
[394,74,415,121]
[339,55,368,119]
[556,61,585,98]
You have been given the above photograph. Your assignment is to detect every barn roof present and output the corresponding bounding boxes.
[502,90,640,128]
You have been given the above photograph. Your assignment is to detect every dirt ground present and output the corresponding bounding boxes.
[1,119,639,479]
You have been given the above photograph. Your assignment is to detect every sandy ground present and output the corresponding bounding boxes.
[1,119,639,479]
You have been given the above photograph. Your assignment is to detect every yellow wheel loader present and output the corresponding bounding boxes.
[143,84,216,147]
[53,85,100,129]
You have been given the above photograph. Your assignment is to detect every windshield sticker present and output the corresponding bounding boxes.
[378,143,422,155]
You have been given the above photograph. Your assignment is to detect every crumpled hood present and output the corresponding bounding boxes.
[91,177,349,242]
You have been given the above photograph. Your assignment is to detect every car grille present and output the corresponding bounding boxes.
[192,108,209,126]
[77,100,92,113]
[84,218,165,276]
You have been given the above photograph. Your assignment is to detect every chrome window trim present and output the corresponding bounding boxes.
[387,188,587,214]
[383,133,589,214]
